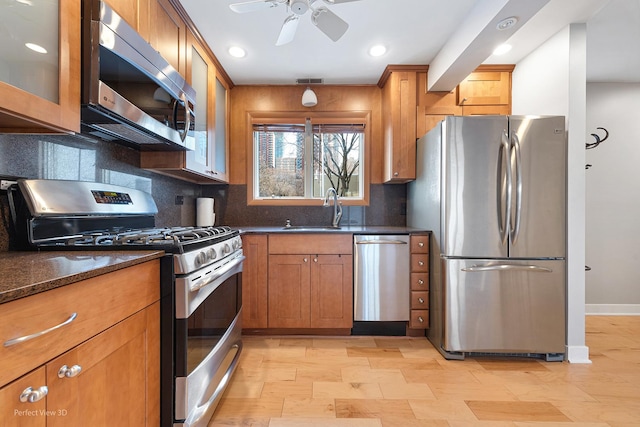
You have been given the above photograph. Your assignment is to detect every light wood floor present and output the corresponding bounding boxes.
[208,316,640,426]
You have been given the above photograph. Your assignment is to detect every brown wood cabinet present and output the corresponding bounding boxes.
[141,29,229,183]
[107,0,151,41]
[149,0,187,78]
[0,261,160,427]
[409,233,429,329]
[241,234,269,329]
[0,0,80,134]
[267,234,353,330]
[379,66,426,183]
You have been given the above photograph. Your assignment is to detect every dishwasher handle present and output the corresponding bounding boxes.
[355,239,408,245]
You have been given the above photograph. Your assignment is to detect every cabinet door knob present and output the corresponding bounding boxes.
[20,386,48,403]
[393,172,399,177]
[418,297,425,304]
[418,260,425,266]
[418,242,424,247]
[418,279,424,285]
[58,364,82,378]
[303,258,308,263]
[313,258,318,263]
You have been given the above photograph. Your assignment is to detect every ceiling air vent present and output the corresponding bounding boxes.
[296,78,323,84]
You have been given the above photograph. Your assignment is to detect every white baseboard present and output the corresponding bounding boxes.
[585,304,640,315]
[566,345,592,364]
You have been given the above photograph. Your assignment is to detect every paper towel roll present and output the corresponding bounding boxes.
[196,197,215,227]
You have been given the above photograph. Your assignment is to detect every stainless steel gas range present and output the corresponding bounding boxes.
[9,179,244,427]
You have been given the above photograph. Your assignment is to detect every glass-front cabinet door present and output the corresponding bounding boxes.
[185,34,214,177]
[0,0,80,133]
[213,77,229,182]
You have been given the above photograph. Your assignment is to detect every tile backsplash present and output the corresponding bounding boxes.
[1,133,407,251]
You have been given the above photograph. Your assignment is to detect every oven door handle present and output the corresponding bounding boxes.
[189,255,245,293]
[187,341,242,425]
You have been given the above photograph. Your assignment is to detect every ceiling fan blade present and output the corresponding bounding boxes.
[311,7,349,42]
[229,0,279,14]
[276,15,300,46]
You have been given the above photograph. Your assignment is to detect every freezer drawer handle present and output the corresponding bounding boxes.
[355,240,407,245]
[462,264,552,273]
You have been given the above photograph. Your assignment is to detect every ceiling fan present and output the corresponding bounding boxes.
[229,0,362,46]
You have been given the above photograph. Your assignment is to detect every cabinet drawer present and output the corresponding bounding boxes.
[411,273,429,291]
[269,234,352,255]
[0,261,159,387]
[411,291,429,309]
[411,254,429,272]
[410,235,429,253]
[410,310,429,329]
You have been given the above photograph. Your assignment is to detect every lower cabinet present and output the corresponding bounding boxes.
[241,233,353,332]
[409,233,430,329]
[268,253,353,329]
[0,260,160,427]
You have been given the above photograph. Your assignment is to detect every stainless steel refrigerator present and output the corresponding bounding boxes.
[407,115,566,361]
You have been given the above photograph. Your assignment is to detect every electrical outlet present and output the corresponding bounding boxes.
[175,195,184,205]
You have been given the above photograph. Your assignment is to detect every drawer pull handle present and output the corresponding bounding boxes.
[418,297,425,304]
[418,242,424,247]
[418,279,424,285]
[4,313,77,347]
[58,364,82,379]
[20,386,48,403]
[417,316,424,323]
[418,261,425,266]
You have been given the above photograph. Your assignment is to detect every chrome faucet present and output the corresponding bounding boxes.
[323,187,343,228]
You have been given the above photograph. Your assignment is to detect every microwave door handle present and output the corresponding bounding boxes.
[173,93,192,143]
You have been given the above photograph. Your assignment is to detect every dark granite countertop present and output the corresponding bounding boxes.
[0,250,164,304]
[237,225,429,234]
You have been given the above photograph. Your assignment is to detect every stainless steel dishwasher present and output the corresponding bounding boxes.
[354,234,410,322]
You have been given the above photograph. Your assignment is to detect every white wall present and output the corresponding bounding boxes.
[586,83,640,314]
[512,24,590,363]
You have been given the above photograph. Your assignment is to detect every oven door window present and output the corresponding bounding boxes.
[176,274,241,375]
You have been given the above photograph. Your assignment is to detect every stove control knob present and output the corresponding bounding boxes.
[194,251,207,268]
[207,248,217,260]
[232,239,240,250]
[223,243,231,255]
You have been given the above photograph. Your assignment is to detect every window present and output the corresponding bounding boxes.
[249,113,369,205]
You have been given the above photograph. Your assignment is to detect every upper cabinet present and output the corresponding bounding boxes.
[150,0,187,78]
[457,65,513,116]
[0,0,80,133]
[141,28,229,183]
[382,64,514,183]
[106,0,151,41]
[379,66,425,183]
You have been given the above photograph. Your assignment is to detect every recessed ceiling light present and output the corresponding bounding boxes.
[496,16,518,31]
[25,43,47,54]
[228,46,246,58]
[368,45,386,57]
[492,43,512,56]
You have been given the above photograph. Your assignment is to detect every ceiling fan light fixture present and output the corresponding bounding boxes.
[301,87,317,107]
[290,0,309,15]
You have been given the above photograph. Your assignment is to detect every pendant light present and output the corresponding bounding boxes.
[301,87,317,107]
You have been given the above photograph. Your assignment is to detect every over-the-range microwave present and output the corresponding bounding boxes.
[80,0,196,151]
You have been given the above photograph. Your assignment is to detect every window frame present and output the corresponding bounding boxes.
[246,111,371,206]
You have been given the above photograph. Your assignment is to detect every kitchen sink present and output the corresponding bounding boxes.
[282,225,342,231]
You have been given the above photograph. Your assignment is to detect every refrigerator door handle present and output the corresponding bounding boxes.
[510,131,523,245]
[497,130,511,246]
[461,264,552,273]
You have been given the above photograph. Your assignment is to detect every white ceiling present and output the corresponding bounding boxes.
[178,0,639,86]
